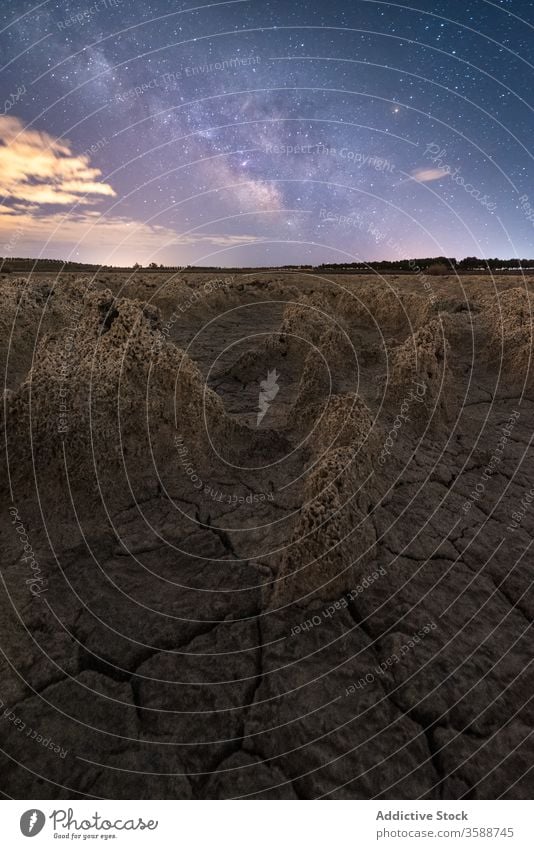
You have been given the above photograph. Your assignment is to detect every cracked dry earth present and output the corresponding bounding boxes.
[1,270,534,800]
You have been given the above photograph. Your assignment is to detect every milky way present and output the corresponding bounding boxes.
[1,0,533,265]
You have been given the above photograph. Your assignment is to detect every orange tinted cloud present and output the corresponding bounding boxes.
[0,116,266,263]
[0,206,264,262]
[0,115,116,205]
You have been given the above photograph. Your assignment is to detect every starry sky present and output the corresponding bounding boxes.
[0,0,533,266]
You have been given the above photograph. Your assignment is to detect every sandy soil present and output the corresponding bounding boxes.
[1,269,533,799]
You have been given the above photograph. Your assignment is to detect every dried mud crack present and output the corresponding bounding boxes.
[1,271,533,799]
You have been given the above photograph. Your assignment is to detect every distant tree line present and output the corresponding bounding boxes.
[313,257,534,272]
[0,258,185,273]
[456,257,534,270]
[2,256,534,273]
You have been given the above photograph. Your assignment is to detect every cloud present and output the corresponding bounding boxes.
[411,167,448,183]
[177,231,265,246]
[0,116,266,263]
[0,115,116,205]
[0,206,263,255]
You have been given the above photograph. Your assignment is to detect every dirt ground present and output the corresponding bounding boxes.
[1,269,533,799]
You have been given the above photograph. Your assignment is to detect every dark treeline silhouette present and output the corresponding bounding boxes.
[312,257,534,272]
[2,256,534,273]
[0,258,185,273]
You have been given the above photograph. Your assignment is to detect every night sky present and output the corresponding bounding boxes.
[0,0,533,266]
